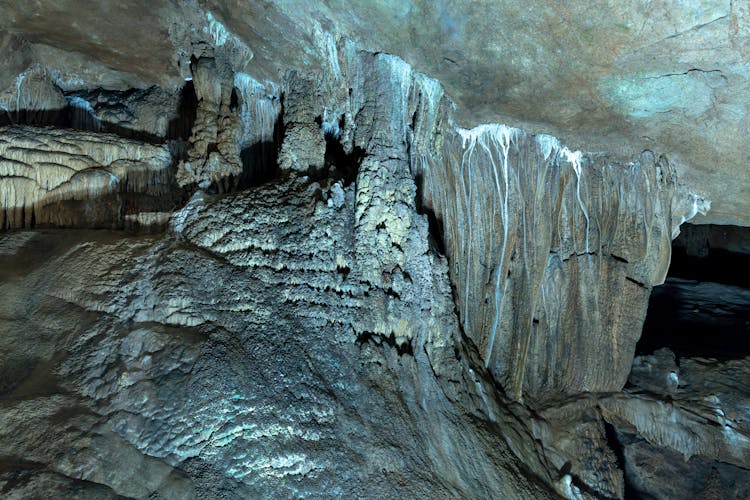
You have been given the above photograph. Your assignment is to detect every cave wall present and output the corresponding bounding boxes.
[0,47,567,497]
[260,38,709,406]
[420,128,680,403]
[0,6,747,499]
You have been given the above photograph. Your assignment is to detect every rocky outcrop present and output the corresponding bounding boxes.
[64,86,184,139]
[0,65,67,126]
[176,59,242,190]
[0,36,561,498]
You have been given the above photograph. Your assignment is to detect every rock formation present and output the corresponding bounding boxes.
[0,2,748,499]
[0,126,176,229]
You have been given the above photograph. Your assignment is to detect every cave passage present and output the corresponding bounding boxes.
[637,225,750,361]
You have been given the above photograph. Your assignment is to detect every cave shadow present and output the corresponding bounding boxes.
[636,240,750,361]
[1,81,199,147]
[413,172,446,255]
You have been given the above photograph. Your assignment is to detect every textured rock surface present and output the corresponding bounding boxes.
[0,182,556,497]
[420,127,682,403]
[65,86,184,139]
[0,2,749,498]
[0,126,177,229]
[1,0,748,224]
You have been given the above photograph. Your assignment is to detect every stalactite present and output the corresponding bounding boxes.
[233,72,280,148]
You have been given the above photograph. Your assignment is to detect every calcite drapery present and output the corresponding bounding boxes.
[0,126,173,229]
[418,126,679,402]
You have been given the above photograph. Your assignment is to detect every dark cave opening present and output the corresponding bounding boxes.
[0,106,68,128]
[235,112,284,190]
[323,138,364,186]
[0,82,199,146]
[311,113,365,186]
[167,80,199,142]
[413,172,446,255]
[636,225,750,361]
[604,422,640,500]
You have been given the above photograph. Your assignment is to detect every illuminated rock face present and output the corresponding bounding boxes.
[0,126,175,229]
[0,6,749,499]
[420,126,680,403]
[274,43,701,406]
[0,149,553,498]
[0,45,561,498]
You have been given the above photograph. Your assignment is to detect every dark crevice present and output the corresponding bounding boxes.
[168,80,199,141]
[356,330,414,356]
[603,422,640,499]
[625,276,646,288]
[413,172,446,255]
[229,87,239,112]
[320,135,365,187]
[233,94,284,190]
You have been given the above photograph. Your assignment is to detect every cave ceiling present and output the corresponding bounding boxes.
[1,0,748,225]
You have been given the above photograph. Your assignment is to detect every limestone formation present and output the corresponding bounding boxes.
[0,126,175,229]
[0,2,749,499]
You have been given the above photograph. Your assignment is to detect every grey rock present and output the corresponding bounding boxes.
[0,3,748,498]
